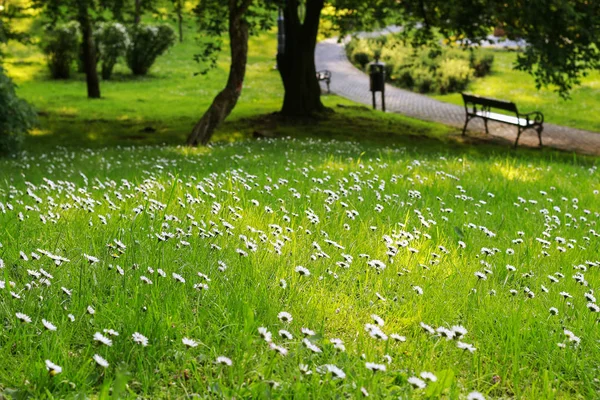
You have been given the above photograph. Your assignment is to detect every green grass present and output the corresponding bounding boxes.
[2,19,600,400]
[5,26,284,149]
[432,49,600,133]
[0,137,599,399]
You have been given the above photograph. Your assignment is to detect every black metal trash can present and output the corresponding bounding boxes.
[369,61,385,92]
[368,60,386,111]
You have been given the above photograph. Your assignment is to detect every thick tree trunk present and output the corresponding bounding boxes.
[278,0,326,116]
[134,0,141,25]
[187,1,251,146]
[78,0,101,98]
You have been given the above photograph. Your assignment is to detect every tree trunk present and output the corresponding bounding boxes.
[78,0,101,99]
[278,0,326,116]
[187,1,251,146]
[134,0,141,25]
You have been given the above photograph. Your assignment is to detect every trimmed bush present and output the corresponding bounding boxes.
[94,22,130,80]
[471,53,494,77]
[40,21,80,79]
[438,58,472,93]
[346,35,494,94]
[0,66,36,156]
[126,24,175,76]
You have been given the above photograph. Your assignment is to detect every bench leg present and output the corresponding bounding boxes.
[514,127,522,148]
[483,119,489,134]
[461,117,471,136]
[537,126,543,147]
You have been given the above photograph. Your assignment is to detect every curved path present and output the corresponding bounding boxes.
[315,38,600,156]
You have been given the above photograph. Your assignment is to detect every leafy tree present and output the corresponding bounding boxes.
[186,0,275,146]
[333,0,600,98]
[34,0,103,98]
[188,0,599,145]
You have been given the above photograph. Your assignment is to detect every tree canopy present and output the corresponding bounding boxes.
[332,0,600,97]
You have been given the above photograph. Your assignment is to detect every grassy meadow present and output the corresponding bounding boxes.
[1,14,600,400]
[1,138,599,399]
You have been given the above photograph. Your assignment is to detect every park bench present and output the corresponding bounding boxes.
[316,70,331,93]
[461,93,544,148]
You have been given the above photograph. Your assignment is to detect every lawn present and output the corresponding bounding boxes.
[4,24,285,149]
[432,49,600,133]
[0,137,599,398]
[1,16,600,400]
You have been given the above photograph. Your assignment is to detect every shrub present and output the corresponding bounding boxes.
[40,21,80,79]
[471,53,494,77]
[94,22,130,80]
[348,39,374,70]
[352,51,371,70]
[437,58,473,94]
[346,35,495,94]
[126,24,175,75]
[0,66,36,156]
[413,67,436,93]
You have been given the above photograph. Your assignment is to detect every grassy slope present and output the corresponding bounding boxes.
[431,49,600,133]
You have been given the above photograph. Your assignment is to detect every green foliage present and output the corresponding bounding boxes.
[40,21,80,79]
[437,58,472,93]
[333,0,600,98]
[126,23,175,75]
[0,66,36,156]
[191,0,275,75]
[94,21,130,79]
[470,52,494,78]
[347,36,489,94]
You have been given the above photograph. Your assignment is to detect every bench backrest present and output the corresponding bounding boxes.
[462,93,518,114]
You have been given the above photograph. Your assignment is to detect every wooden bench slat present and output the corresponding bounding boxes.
[474,111,530,127]
[463,93,518,113]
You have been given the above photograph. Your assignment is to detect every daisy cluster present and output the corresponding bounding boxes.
[0,139,598,397]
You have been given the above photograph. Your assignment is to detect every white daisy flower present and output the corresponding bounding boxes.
[302,338,322,353]
[258,327,272,342]
[132,332,149,346]
[277,311,293,323]
[93,332,113,346]
[408,376,427,389]
[42,319,57,331]
[182,337,198,348]
[45,359,62,376]
[215,356,232,366]
[365,362,386,372]
[16,312,31,323]
[93,354,109,368]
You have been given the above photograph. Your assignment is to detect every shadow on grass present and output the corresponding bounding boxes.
[22,104,597,167]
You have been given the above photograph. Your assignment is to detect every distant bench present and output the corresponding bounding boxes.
[316,70,331,93]
[461,93,544,148]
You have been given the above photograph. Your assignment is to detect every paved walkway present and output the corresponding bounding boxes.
[315,38,600,156]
